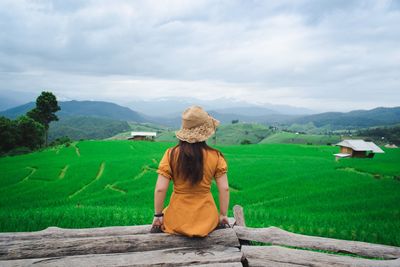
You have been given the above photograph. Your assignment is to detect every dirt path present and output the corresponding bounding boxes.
[105,184,127,194]
[71,143,81,157]
[20,167,37,183]
[69,162,105,199]
[59,165,69,179]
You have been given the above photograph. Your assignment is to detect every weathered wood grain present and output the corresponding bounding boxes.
[0,245,242,267]
[234,226,400,259]
[0,228,240,260]
[0,219,236,241]
[233,205,245,227]
[242,245,400,267]
[0,225,151,242]
[189,263,243,267]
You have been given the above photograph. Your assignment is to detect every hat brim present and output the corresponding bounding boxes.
[176,117,220,143]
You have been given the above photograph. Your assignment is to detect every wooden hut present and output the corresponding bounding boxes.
[128,132,157,141]
[334,139,384,159]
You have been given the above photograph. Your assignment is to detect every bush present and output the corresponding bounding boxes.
[8,146,32,156]
[241,139,252,145]
[50,136,72,146]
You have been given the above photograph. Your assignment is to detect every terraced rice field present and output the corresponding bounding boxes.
[0,141,399,247]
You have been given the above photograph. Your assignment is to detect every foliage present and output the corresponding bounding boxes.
[291,107,400,129]
[27,91,60,127]
[16,116,45,150]
[0,116,18,152]
[357,125,400,146]
[0,141,399,247]
[240,139,252,145]
[27,91,60,146]
[49,136,72,146]
[49,116,131,141]
[0,115,44,154]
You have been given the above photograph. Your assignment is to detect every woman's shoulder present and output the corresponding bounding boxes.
[204,147,223,159]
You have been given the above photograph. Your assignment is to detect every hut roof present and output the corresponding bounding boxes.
[130,131,157,137]
[335,139,384,153]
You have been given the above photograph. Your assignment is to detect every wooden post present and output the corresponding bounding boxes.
[233,205,246,227]
[232,205,250,247]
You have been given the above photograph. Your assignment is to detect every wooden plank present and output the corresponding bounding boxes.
[234,226,400,259]
[233,205,245,227]
[0,228,240,260]
[0,245,242,267]
[0,225,151,242]
[242,245,400,267]
[191,263,243,267]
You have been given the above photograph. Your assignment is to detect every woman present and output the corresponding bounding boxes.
[151,106,230,237]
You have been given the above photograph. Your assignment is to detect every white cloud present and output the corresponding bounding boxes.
[0,0,399,111]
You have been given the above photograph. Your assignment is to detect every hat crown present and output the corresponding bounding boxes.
[181,106,210,129]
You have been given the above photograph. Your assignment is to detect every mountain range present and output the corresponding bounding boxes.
[1,100,399,141]
[123,97,315,117]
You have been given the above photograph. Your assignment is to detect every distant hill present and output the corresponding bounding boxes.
[154,122,273,145]
[146,110,297,128]
[124,97,315,116]
[0,100,146,141]
[0,100,146,122]
[260,132,341,145]
[290,107,400,129]
[209,111,296,125]
[49,116,131,141]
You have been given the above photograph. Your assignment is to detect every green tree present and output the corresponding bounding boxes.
[17,116,45,150]
[27,91,60,146]
[0,116,18,153]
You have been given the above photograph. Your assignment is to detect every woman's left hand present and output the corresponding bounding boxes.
[152,216,163,225]
[150,216,164,233]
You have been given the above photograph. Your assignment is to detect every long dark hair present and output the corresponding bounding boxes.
[170,140,223,185]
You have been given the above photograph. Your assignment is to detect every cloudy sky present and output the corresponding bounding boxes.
[0,0,399,112]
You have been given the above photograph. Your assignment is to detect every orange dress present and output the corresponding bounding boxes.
[156,147,228,237]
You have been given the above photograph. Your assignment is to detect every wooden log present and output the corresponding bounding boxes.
[234,226,400,259]
[0,245,242,267]
[191,263,243,267]
[228,217,236,227]
[0,225,151,242]
[233,205,245,227]
[0,228,240,260]
[241,245,400,267]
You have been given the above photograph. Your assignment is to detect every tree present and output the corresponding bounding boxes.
[17,116,45,150]
[0,116,18,153]
[27,91,60,146]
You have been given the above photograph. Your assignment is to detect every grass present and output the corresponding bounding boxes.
[0,140,399,248]
[260,132,341,145]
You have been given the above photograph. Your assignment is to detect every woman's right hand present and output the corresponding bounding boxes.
[219,214,229,225]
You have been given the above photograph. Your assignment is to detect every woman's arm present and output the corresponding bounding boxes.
[215,173,230,223]
[154,174,170,214]
[152,174,170,228]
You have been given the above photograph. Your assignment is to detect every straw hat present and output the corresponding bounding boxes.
[175,106,220,143]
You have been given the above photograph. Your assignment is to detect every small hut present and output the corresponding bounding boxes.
[334,139,384,159]
[128,132,157,141]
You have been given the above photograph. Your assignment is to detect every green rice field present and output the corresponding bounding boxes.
[0,141,399,247]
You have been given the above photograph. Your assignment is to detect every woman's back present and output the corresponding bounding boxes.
[157,146,227,237]
[158,147,227,194]
[152,105,230,237]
